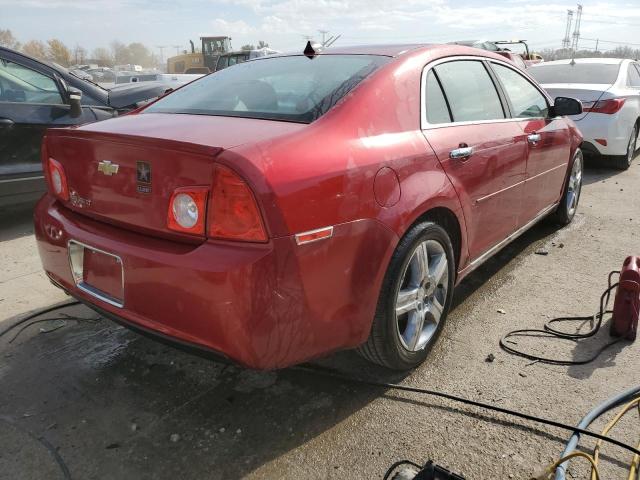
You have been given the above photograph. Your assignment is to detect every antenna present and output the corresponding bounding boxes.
[318,29,329,46]
[324,34,341,48]
[562,9,574,49]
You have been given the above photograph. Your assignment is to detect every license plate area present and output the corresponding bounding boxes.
[68,241,124,308]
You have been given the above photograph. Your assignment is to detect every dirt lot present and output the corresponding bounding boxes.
[1,155,639,480]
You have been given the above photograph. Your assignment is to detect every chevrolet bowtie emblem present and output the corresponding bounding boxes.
[97,160,119,176]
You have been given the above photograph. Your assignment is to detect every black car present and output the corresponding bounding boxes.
[0,47,174,207]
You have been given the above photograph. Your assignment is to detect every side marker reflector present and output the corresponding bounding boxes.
[295,226,334,245]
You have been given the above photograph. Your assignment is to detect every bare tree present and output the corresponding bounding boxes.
[0,29,20,50]
[73,44,88,65]
[241,44,255,51]
[92,47,113,66]
[21,40,47,59]
[257,40,269,49]
[126,42,155,66]
[47,39,71,66]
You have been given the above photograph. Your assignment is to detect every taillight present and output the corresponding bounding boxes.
[208,164,267,242]
[167,187,208,235]
[47,157,69,201]
[584,98,626,114]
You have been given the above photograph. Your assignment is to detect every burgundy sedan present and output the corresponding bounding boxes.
[34,44,584,370]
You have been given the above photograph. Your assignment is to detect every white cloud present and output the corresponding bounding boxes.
[210,18,255,36]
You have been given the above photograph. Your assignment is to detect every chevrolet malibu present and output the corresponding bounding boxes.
[34,44,584,370]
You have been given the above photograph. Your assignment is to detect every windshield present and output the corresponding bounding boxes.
[144,54,389,123]
[529,63,621,85]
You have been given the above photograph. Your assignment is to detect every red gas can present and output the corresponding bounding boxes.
[610,256,640,341]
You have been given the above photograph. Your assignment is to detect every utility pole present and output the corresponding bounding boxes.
[562,9,574,49]
[595,39,599,53]
[156,45,168,64]
[172,45,182,55]
[571,4,583,54]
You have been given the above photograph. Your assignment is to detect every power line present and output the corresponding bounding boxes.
[581,37,640,47]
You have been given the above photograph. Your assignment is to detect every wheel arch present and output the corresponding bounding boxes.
[403,206,463,280]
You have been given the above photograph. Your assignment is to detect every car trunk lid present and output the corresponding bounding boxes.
[46,113,304,240]
[541,83,614,121]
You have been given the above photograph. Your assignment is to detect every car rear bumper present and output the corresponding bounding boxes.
[34,194,396,369]
[573,114,632,156]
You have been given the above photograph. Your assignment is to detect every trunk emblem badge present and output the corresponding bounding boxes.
[137,161,151,183]
[97,160,119,176]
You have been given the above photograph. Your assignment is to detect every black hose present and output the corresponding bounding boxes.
[499,271,627,365]
[0,301,81,340]
[294,364,640,457]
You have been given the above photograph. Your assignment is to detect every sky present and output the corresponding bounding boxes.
[1,0,639,60]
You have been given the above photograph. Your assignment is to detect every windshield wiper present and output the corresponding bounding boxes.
[68,69,107,91]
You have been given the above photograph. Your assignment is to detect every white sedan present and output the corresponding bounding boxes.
[529,58,640,169]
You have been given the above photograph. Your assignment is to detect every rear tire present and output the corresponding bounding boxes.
[611,125,637,170]
[550,149,583,225]
[358,222,455,370]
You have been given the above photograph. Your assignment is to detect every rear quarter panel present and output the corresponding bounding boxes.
[227,48,469,269]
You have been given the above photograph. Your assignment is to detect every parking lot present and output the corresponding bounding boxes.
[0,153,638,479]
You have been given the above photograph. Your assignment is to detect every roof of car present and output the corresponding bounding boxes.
[536,58,626,66]
[286,44,432,57]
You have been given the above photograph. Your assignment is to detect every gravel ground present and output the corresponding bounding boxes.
[1,154,639,480]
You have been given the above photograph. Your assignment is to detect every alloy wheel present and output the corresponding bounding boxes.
[566,155,583,217]
[395,239,449,352]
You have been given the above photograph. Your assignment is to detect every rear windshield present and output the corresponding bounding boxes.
[144,54,389,123]
[529,63,621,85]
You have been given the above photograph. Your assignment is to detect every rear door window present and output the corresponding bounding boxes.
[628,64,640,87]
[492,63,549,118]
[434,60,505,122]
[424,70,451,124]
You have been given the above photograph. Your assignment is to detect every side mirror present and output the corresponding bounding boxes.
[68,87,83,118]
[552,97,583,117]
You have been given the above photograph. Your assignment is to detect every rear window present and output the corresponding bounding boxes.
[529,63,621,85]
[145,54,389,123]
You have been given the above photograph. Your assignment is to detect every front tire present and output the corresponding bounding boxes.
[358,222,455,370]
[551,149,583,225]
[611,124,637,170]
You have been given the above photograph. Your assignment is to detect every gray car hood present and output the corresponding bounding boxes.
[107,81,174,109]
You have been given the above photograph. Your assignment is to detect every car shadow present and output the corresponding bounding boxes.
[451,221,559,310]
[581,154,634,186]
[0,302,406,480]
[0,201,37,242]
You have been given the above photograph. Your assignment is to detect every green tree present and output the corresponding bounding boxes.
[47,38,71,66]
[21,40,47,59]
[0,29,20,49]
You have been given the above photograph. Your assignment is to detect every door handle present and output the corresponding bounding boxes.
[527,133,541,145]
[449,145,473,160]
[0,118,14,128]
